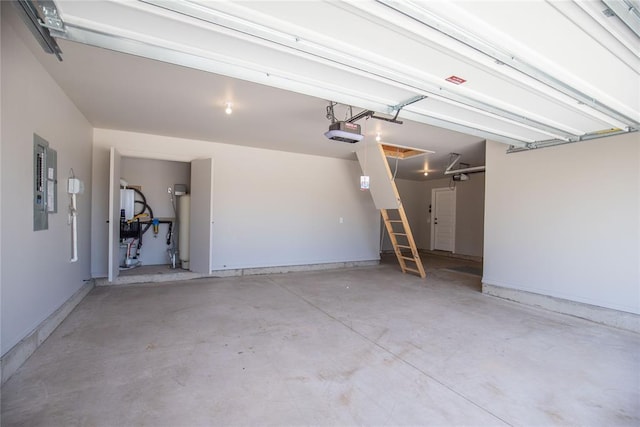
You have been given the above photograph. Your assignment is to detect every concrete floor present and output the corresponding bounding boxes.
[2,255,639,426]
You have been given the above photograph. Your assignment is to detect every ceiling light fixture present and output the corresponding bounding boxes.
[225,102,233,115]
[375,132,381,142]
[423,171,429,176]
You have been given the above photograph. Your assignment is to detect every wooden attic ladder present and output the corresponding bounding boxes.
[357,142,426,278]
[380,207,425,278]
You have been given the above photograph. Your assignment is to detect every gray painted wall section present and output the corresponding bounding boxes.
[1,6,93,356]
[385,176,485,257]
[452,174,485,257]
[483,135,640,315]
[91,129,380,277]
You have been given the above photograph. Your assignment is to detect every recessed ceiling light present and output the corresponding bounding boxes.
[225,102,233,115]
[423,172,429,176]
[375,132,381,142]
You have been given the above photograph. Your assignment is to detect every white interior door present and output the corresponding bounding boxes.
[189,158,213,274]
[108,147,121,282]
[432,187,456,252]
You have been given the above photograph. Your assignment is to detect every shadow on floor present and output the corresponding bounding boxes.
[381,252,483,292]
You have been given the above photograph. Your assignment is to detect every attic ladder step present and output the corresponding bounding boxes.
[356,141,425,279]
[381,207,426,279]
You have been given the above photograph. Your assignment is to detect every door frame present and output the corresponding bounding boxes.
[108,147,121,282]
[430,187,456,253]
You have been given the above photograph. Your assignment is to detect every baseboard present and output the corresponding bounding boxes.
[381,249,483,263]
[482,282,640,334]
[95,260,381,284]
[1,280,95,385]
[420,250,483,263]
[210,259,380,278]
[95,271,205,286]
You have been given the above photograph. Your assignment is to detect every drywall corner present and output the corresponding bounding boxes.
[483,135,639,315]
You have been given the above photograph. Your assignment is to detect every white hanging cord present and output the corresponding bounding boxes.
[391,147,400,181]
[68,168,78,263]
[70,194,78,262]
[345,105,353,122]
[363,118,369,174]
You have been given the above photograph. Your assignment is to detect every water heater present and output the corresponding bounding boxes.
[120,189,135,220]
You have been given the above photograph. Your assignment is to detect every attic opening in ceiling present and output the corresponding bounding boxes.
[381,143,434,160]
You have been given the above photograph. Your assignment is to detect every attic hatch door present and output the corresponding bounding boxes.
[356,140,399,209]
[108,147,121,282]
[380,143,434,160]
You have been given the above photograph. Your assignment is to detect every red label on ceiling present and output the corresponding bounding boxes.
[446,75,467,85]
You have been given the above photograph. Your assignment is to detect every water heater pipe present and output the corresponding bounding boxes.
[70,193,78,263]
[178,194,190,269]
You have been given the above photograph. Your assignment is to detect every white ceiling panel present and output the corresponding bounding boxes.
[460,1,638,117]
[45,1,638,142]
[413,98,566,142]
[11,0,640,178]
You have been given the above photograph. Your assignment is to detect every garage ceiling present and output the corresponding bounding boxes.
[14,0,640,179]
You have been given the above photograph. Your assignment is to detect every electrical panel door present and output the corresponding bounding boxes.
[33,134,57,231]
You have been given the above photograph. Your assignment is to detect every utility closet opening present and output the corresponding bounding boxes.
[118,157,191,277]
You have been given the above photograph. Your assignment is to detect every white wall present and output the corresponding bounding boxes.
[385,176,485,257]
[451,174,485,256]
[91,129,380,276]
[120,157,190,266]
[484,135,640,314]
[1,6,93,355]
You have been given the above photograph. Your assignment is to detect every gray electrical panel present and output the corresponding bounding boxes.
[33,134,57,231]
